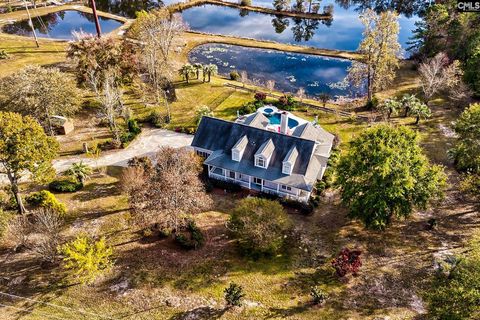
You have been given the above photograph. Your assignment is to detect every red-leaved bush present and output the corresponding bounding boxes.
[331,248,362,277]
[254,92,267,101]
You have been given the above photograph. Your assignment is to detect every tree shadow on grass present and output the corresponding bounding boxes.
[265,304,310,319]
[71,181,122,202]
[170,306,228,320]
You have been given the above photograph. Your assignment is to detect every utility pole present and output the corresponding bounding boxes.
[90,0,102,38]
[24,1,39,48]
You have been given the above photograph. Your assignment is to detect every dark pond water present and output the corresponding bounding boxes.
[189,43,361,97]
[2,10,123,40]
[181,3,420,54]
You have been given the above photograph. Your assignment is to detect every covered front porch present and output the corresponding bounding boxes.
[207,165,311,203]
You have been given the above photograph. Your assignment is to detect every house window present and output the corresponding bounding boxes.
[229,171,236,179]
[253,177,263,185]
[255,157,266,168]
[281,185,292,191]
[232,150,240,162]
[282,163,291,175]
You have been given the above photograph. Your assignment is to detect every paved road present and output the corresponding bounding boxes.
[0,128,193,184]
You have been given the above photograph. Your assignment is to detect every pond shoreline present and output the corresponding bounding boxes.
[168,0,333,20]
[0,4,132,39]
[183,31,363,61]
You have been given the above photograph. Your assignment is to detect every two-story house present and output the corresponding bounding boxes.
[191,111,334,203]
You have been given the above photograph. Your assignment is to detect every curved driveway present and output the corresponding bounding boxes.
[53,128,194,173]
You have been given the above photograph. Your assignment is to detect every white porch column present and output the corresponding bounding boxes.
[277,184,280,192]
[248,176,251,189]
[208,165,211,177]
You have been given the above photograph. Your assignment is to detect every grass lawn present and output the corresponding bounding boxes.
[0,34,68,77]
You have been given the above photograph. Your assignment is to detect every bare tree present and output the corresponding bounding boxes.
[296,87,306,102]
[32,208,64,263]
[419,53,469,105]
[87,69,123,146]
[240,71,248,88]
[123,147,212,233]
[6,215,32,250]
[137,12,186,121]
[266,80,276,93]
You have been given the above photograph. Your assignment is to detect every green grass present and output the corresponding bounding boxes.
[0,34,68,77]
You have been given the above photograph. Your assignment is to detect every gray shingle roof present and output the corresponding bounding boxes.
[292,123,335,145]
[243,112,269,129]
[255,138,274,159]
[192,116,329,191]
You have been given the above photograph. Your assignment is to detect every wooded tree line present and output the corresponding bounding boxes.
[410,0,480,96]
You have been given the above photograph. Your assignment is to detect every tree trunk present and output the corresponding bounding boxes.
[404,107,409,118]
[186,74,189,84]
[7,172,26,215]
[45,109,54,136]
[208,73,211,82]
[196,70,200,79]
[163,90,171,123]
[415,116,420,125]
[388,109,392,120]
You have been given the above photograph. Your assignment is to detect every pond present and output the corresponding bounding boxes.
[189,43,361,97]
[181,2,420,54]
[2,10,124,40]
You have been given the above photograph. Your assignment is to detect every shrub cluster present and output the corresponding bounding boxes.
[209,179,242,192]
[120,119,142,147]
[229,197,292,257]
[331,248,362,277]
[275,95,297,111]
[224,282,245,307]
[49,179,83,193]
[174,219,205,250]
[26,190,67,216]
[254,92,267,102]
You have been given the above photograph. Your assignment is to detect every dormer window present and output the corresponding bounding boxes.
[255,156,266,168]
[232,149,240,161]
[282,146,298,175]
[254,139,274,169]
[282,162,292,175]
[232,135,248,162]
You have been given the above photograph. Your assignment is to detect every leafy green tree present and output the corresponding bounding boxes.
[60,235,113,285]
[228,197,292,256]
[450,103,480,173]
[317,92,330,108]
[67,35,137,86]
[66,161,93,184]
[0,112,59,214]
[0,65,81,136]
[336,125,446,229]
[426,235,480,319]
[378,98,401,120]
[203,64,218,83]
[410,1,480,96]
[408,99,431,124]
[195,105,213,124]
[179,64,195,83]
[193,63,203,79]
[347,9,401,104]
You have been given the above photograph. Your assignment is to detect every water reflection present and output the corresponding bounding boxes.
[181,3,419,53]
[189,43,361,97]
[2,10,123,39]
